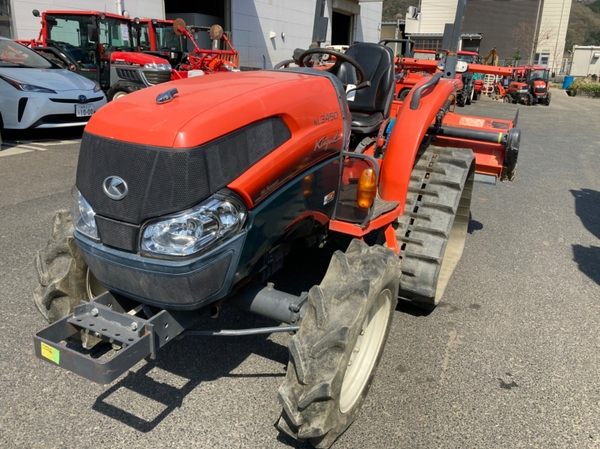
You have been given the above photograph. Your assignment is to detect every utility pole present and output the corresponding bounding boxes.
[530,0,543,65]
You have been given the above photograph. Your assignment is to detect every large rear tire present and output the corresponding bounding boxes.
[395,146,475,308]
[277,240,400,448]
[33,211,105,323]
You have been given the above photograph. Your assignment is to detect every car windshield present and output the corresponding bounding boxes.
[0,39,53,68]
[155,23,185,51]
[457,54,477,63]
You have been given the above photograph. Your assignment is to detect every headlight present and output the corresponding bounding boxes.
[141,193,246,257]
[71,187,98,240]
[93,81,102,93]
[144,62,172,70]
[0,75,57,94]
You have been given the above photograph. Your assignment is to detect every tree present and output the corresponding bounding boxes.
[382,0,417,22]
[513,21,555,64]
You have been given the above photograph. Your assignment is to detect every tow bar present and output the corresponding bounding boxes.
[34,287,306,384]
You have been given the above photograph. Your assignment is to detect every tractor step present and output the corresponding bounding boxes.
[34,292,186,385]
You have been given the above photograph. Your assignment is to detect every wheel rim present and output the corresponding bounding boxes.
[86,268,106,300]
[339,288,392,414]
[112,91,127,100]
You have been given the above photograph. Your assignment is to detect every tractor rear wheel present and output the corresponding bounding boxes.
[398,89,410,101]
[33,211,105,322]
[394,146,475,308]
[277,240,399,448]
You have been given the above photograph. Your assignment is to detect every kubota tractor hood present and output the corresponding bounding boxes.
[79,70,350,222]
[85,71,346,148]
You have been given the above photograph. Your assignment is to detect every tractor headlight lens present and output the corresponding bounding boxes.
[141,193,246,257]
[144,62,171,71]
[71,186,98,240]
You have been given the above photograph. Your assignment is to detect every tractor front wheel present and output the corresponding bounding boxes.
[33,211,105,322]
[277,240,399,448]
[544,93,551,105]
[106,81,144,101]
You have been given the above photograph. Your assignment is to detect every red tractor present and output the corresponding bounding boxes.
[131,18,188,71]
[33,1,521,447]
[169,19,239,78]
[21,9,173,100]
[394,55,513,105]
[505,66,551,105]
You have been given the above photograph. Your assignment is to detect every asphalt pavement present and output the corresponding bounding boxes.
[0,91,599,449]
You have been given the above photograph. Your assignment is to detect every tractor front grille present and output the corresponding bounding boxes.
[76,118,291,225]
[95,216,139,252]
[143,70,171,85]
[116,68,143,83]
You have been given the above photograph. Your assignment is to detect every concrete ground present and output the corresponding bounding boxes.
[0,90,598,449]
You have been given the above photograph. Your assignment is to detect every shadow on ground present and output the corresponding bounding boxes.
[571,188,600,285]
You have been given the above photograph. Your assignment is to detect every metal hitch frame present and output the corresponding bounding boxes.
[34,285,308,385]
[34,292,189,385]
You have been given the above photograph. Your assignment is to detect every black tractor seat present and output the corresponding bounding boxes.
[334,43,395,134]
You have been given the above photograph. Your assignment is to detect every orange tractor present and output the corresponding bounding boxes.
[33,1,521,447]
[504,66,551,105]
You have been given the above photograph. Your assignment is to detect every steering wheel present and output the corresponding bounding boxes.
[297,48,365,86]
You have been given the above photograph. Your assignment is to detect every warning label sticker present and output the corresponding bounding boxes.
[41,342,60,365]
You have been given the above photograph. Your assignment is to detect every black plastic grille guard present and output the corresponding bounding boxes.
[76,118,291,225]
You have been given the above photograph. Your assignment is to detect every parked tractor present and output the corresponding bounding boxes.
[132,17,187,70]
[33,1,521,447]
[394,53,513,105]
[169,19,239,77]
[505,66,551,105]
[22,9,173,100]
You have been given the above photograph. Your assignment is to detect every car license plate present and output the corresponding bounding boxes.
[75,104,95,117]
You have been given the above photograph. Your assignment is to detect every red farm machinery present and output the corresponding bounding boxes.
[33,1,521,447]
[20,9,173,100]
[132,17,239,78]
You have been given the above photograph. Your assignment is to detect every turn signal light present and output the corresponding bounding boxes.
[302,174,315,196]
[357,168,377,210]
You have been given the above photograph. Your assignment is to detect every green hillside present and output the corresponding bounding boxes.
[565,0,600,49]
[382,0,415,22]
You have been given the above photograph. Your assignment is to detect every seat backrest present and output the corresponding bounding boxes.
[335,43,395,118]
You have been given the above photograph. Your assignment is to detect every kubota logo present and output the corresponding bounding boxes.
[103,176,128,200]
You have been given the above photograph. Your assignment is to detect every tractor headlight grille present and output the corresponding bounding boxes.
[143,69,172,85]
[140,193,246,257]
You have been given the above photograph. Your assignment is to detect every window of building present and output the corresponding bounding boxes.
[0,0,14,38]
[535,52,550,67]
[412,38,443,52]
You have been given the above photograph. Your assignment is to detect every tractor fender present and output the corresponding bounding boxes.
[379,76,456,208]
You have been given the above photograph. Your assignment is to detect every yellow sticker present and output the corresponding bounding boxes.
[41,342,60,365]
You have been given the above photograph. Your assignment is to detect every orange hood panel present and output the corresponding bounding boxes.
[85,71,339,149]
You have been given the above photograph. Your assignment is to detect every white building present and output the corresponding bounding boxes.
[570,46,600,77]
[405,0,571,72]
[4,0,383,70]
